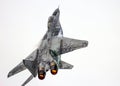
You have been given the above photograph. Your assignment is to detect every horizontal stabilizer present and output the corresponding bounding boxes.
[59,61,73,69]
[21,75,33,86]
[23,59,38,77]
[23,49,39,77]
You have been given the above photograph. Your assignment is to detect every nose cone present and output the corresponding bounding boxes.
[52,8,60,16]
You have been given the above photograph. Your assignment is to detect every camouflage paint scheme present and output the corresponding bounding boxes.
[7,8,88,86]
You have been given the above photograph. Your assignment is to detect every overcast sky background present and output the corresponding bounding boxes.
[0,0,120,86]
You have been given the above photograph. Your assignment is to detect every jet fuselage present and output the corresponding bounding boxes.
[7,8,88,86]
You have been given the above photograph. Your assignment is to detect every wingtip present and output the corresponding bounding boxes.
[69,65,74,69]
[83,40,88,47]
[85,41,88,47]
[7,72,12,78]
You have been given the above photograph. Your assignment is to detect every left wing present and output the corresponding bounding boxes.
[7,61,26,78]
[59,37,88,55]
[7,48,38,78]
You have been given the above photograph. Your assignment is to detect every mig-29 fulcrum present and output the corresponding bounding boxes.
[7,8,88,86]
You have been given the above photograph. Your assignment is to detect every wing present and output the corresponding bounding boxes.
[7,61,26,77]
[7,48,38,78]
[59,37,88,55]
[59,61,73,69]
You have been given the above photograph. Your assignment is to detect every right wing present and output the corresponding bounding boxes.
[7,48,38,78]
[59,37,88,55]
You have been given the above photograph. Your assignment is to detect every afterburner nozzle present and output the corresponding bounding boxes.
[50,62,58,75]
[38,70,46,80]
[51,69,58,75]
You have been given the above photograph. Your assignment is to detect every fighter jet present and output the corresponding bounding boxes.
[7,8,88,86]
